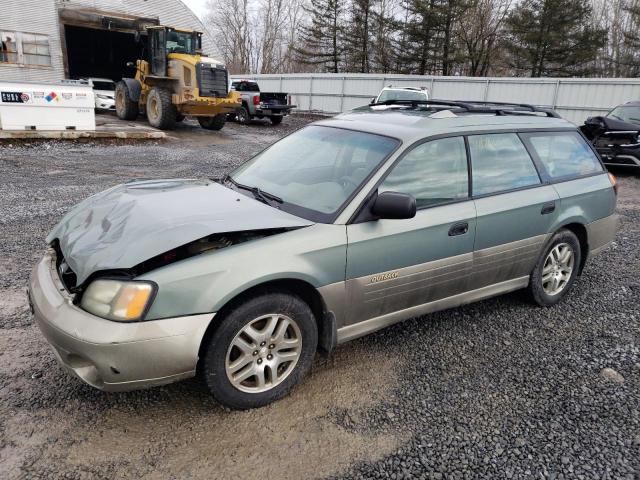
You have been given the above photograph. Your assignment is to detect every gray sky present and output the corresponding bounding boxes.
[181,0,208,19]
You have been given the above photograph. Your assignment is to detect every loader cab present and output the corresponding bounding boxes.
[147,26,203,77]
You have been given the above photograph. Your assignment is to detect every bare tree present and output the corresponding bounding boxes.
[259,0,287,73]
[205,0,253,73]
[457,0,512,76]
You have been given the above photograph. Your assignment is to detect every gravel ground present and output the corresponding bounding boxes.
[0,114,638,479]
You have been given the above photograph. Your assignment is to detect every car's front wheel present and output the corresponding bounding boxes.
[201,290,317,409]
[528,229,581,306]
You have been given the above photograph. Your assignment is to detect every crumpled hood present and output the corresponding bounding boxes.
[47,179,312,284]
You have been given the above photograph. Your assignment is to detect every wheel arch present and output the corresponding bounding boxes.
[197,278,337,369]
[552,221,589,274]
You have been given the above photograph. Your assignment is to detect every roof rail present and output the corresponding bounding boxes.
[369,99,560,118]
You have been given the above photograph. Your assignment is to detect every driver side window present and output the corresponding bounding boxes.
[379,136,469,208]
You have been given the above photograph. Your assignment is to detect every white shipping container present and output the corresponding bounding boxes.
[0,81,95,131]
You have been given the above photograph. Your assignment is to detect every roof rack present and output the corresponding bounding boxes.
[369,99,560,118]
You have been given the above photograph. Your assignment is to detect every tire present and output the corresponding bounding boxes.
[528,229,581,306]
[201,290,318,409]
[115,81,139,120]
[146,87,176,130]
[198,114,226,131]
[270,116,283,125]
[236,106,251,125]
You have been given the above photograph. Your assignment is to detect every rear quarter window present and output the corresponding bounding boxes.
[524,132,603,180]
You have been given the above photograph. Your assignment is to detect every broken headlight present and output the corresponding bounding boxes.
[80,279,156,322]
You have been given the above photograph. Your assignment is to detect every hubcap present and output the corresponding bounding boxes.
[542,242,574,296]
[225,314,302,393]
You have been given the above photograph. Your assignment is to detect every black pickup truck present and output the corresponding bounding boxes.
[230,80,295,125]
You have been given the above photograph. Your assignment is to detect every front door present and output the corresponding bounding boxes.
[467,132,560,289]
[345,136,476,328]
[150,28,167,77]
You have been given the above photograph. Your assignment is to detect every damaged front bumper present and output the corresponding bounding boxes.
[28,249,213,392]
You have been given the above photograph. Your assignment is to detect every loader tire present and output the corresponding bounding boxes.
[115,81,139,120]
[198,114,226,131]
[146,87,176,130]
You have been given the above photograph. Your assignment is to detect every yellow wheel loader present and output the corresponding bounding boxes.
[115,26,241,131]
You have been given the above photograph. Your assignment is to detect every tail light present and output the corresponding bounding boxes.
[608,172,618,195]
[253,95,260,106]
[288,95,292,106]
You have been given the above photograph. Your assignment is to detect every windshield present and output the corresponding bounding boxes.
[229,126,399,221]
[92,81,114,91]
[167,30,195,54]
[377,89,428,103]
[607,105,640,125]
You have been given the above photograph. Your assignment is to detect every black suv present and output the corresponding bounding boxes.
[581,101,640,169]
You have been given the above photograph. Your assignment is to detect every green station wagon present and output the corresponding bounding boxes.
[29,100,618,409]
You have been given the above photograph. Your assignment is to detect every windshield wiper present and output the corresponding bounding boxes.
[250,186,283,205]
[222,175,283,205]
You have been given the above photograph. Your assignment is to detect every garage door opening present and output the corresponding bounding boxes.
[64,25,146,81]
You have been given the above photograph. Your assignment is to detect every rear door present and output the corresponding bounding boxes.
[468,132,560,290]
[345,136,476,327]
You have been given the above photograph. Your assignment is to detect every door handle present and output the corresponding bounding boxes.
[448,222,469,236]
[541,202,556,215]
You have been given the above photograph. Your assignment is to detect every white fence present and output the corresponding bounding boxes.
[231,73,640,124]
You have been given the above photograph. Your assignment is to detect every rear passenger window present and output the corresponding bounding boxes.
[379,136,468,208]
[468,133,540,196]
[526,132,603,179]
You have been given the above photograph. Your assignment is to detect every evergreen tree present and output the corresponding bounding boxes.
[295,0,344,72]
[400,0,440,74]
[344,0,376,72]
[370,0,399,73]
[504,0,606,77]
[397,0,468,75]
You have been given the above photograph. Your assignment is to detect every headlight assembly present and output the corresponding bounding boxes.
[80,279,156,322]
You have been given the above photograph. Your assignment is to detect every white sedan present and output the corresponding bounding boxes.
[86,78,116,110]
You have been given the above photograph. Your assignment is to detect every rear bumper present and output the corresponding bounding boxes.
[29,250,213,392]
[255,105,295,116]
[587,214,619,256]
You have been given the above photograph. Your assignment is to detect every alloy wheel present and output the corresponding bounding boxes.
[225,314,302,393]
[541,242,575,296]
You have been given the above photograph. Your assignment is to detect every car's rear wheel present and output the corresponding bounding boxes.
[201,291,317,409]
[236,106,251,125]
[528,229,581,306]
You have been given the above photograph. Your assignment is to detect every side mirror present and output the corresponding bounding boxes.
[372,191,416,220]
[369,97,376,105]
[126,61,135,68]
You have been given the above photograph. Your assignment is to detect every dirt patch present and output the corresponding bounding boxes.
[64,345,403,479]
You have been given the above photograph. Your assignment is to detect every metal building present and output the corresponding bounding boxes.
[0,0,216,83]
